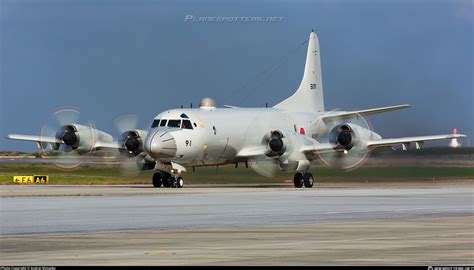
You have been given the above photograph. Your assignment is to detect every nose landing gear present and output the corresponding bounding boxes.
[152,172,184,188]
[293,172,314,188]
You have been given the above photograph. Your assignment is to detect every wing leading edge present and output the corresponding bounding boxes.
[300,133,466,155]
[366,134,465,149]
[6,134,124,150]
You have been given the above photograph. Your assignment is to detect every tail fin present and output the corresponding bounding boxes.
[274,31,324,112]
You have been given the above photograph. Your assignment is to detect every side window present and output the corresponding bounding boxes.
[151,119,160,128]
[159,119,167,127]
[181,120,193,130]
[167,119,181,128]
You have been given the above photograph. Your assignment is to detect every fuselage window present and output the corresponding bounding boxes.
[181,119,193,130]
[159,119,167,127]
[167,119,181,128]
[151,119,160,128]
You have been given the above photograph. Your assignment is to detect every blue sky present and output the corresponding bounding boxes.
[1,0,472,152]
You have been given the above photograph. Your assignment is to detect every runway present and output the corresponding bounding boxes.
[1,185,473,265]
[1,187,473,235]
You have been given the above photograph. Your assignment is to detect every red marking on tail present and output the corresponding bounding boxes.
[300,127,305,135]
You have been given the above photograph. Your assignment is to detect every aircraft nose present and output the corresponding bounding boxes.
[144,130,177,160]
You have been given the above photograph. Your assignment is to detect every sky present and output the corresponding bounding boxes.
[1,0,472,152]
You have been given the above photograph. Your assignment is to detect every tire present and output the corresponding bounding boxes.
[152,172,162,188]
[293,173,304,188]
[162,174,171,187]
[176,176,184,188]
[303,172,314,188]
[170,176,178,188]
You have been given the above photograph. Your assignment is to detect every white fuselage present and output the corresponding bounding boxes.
[144,107,326,167]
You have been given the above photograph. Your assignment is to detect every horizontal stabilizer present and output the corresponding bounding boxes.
[320,104,410,122]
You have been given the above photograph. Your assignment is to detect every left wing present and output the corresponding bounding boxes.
[366,134,465,150]
[300,133,466,154]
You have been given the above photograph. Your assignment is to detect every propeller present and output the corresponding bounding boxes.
[39,107,97,170]
[113,113,152,176]
[243,111,287,177]
[315,112,373,171]
[248,155,279,178]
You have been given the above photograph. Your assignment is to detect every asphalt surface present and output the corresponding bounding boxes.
[1,188,473,235]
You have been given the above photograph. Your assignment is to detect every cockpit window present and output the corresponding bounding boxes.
[159,119,167,127]
[181,119,193,129]
[167,119,181,128]
[180,113,189,119]
[151,119,160,128]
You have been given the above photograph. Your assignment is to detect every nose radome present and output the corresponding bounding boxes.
[144,131,177,160]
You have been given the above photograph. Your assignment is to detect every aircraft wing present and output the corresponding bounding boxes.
[236,146,267,157]
[320,104,410,122]
[366,134,465,149]
[7,133,124,150]
[300,142,337,154]
[300,133,465,154]
[6,134,62,145]
[92,141,124,150]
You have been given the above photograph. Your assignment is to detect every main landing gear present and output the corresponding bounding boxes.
[152,172,184,188]
[293,172,314,188]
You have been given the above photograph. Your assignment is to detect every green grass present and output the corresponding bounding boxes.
[0,164,473,185]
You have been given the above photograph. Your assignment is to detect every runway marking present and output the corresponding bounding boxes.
[144,251,176,255]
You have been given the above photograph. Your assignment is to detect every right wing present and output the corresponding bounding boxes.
[7,134,124,150]
[6,134,62,148]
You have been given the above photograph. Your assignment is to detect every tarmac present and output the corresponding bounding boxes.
[1,183,473,265]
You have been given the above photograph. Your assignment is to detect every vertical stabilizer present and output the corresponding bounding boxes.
[274,31,324,112]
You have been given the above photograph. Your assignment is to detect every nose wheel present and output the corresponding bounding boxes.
[293,172,314,188]
[152,172,184,188]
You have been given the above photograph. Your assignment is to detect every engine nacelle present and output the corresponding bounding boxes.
[55,124,113,152]
[329,123,380,151]
[329,124,356,150]
[119,129,148,157]
[265,130,287,157]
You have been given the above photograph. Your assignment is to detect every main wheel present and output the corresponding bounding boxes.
[162,174,172,187]
[294,173,304,188]
[170,176,178,188]
[152,172,163,188]
[303,172,314,188]
[176,176,184,188]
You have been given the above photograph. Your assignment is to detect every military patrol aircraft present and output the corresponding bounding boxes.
[7,31,465,188]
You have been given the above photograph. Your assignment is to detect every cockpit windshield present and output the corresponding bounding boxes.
[151,119,160,128]
[153,114,194,130]
[181,120,193,129]
[167,119,181,128]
